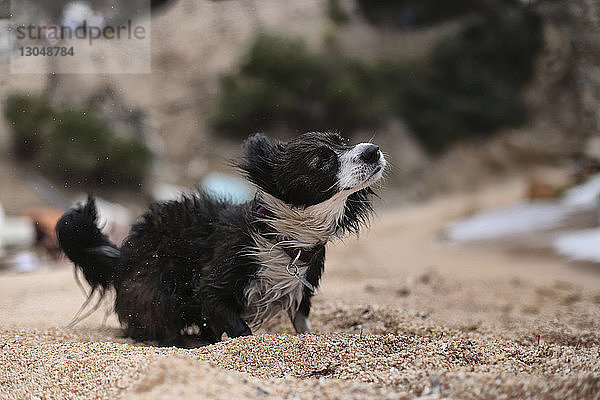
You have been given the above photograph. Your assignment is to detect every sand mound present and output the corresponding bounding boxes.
[2,301,599,399]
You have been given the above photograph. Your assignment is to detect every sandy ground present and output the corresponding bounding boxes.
[1,180,600,399]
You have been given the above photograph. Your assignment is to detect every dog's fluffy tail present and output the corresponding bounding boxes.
[56,195,120,291]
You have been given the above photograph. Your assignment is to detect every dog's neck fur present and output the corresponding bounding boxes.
[242,232,311,328]
[256,190,350,247]
[242,190,352,329]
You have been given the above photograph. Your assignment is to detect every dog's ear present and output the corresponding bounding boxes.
[243,133,274,161]
[239,133,279,192]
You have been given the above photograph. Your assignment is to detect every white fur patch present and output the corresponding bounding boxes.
[337,143,386,191]
[242,233,308,328]
[257,191,350,245]
[241,191,352,328]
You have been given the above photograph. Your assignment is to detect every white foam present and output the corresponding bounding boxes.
[554,228,600,263]
[561,173,600,210]
[446,202,567,242]
[447,172,600,243]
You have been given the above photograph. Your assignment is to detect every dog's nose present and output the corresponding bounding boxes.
[360,144,380,164]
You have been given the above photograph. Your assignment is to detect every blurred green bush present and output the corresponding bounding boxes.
[4,94,53,159]
[327,0,350,25]
[212,4,542,153]
[212,33,393,135]
[357,0,478,27]
[401,8,543,152]
[356,0,523,27]
[4,93,152,187]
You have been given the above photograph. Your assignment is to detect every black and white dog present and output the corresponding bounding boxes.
[56,132,386,346]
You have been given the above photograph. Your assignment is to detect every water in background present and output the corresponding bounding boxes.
[446,173,600,263]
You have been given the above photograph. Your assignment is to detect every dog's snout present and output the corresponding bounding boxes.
[360,144,380,164]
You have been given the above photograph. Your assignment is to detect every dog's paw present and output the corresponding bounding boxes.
[293,313,312,334]
[226,320,252,339]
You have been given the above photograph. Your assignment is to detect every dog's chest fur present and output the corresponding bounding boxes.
[242,234,310,328]
[240,192,347,328]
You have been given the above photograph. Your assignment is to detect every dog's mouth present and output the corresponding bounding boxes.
[341,164,385,192]
[367,165,383,180]
[337,146,386,192]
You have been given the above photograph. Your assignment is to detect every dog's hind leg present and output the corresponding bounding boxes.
[115,277,184,345]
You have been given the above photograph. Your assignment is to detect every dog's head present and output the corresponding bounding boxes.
[240,132,386,236]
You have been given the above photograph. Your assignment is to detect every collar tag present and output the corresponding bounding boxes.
[286,251,314,292]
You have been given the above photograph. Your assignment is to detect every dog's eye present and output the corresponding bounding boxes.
[309,148,336,170]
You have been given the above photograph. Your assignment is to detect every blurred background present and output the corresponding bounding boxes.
[1,0,600,273]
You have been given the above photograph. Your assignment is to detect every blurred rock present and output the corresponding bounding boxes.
[568,0,600,138]
[23,207,64,258]
[527,169,573,200]
[12,251,40,273]
[0,214,36,249]
[584,135,600,163]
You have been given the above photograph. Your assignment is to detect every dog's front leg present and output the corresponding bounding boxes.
[207,302,252,340]
[289,310,312,333]
[225,314,252,339]
[290,291,313,333]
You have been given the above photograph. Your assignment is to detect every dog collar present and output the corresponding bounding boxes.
[256,203,316,263]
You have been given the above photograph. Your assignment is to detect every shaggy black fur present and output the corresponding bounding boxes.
[56,132,384,346]
[55,195,119,291]
[240,132,347,206]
